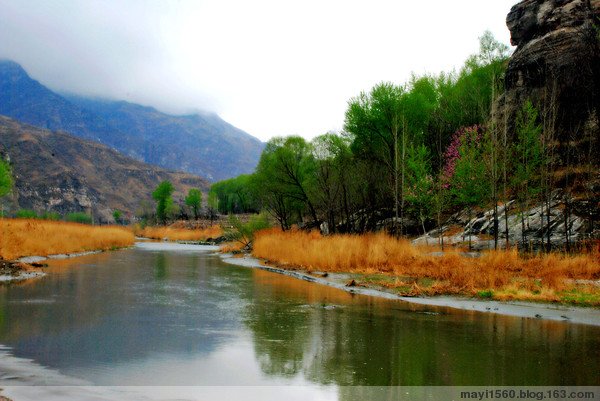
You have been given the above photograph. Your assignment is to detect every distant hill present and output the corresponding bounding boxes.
[0,115,210,222]
[64,95,265,181]
[0,59,264,181]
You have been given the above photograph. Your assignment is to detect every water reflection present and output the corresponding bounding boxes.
[0,245,597,390]
[240,269,600,386]
[154,253,168,279]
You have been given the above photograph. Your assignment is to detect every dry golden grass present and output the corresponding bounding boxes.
[0,219,135,260]
[252,229,600,305]
[134,225,222,242]
[219,241,245,253]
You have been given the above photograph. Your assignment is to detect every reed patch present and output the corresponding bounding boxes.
[252,229,600,306]
[0,219,135,260]
[134,225,223,242]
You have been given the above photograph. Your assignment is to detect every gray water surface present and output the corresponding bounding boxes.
[0,242,598,393]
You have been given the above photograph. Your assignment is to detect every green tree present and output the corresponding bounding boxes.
[478,30,510,250]
[113,210,122,224]
[210,175,259,214]
[448,127,490,251]
[345,82,405,232]
[185,189,203,220]
[404,144,435,243]
[227,213,270,247]
[0,157,14,217]
[66,212,93,224]
[16,209,37,219]
[345,80,437,235]
[165,198,180,221]
[207,191,219,226]
[511,101,544,249]
[254,136,319,226]
[152,180,175,225]
[136,200,155,227]
[310,132,356,233]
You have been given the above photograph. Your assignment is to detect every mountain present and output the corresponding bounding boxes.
[0,115,210,222]
[0,60,264,181]
[64,95,265,181]
[0,60,150,156]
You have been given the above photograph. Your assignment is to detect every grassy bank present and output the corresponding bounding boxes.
[252,229,600,306]
[134,225,222,242]
[0,219,135,260]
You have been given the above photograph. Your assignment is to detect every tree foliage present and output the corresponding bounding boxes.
[209,175,258,215]
[152,180,175,224]
[0,156,14,200]
[227,213,270,247]
[208,32,537,243]
[253,136,319,229]
[185,188,203,220]
[512,100,545,248]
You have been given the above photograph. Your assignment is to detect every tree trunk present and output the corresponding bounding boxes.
[520,208,526,250]
[504,201,510,249]
[421,217,428,246]
[468,207,472,252]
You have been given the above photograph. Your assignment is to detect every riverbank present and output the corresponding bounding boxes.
[220,253,600,326]
[0,219,135,261]
[134,223,223,242]
[249,229,600,307]
[0,219,136,282]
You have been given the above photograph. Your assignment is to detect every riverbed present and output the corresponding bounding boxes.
[0,242,598,400]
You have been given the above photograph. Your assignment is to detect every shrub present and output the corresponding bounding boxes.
[40,211,61,221]
[66,212,93,224]
[16,209,38,219]
[227,213,270,247]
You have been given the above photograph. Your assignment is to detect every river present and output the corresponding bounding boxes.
[0,242,598,400]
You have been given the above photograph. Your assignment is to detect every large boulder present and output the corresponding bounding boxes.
[497,0,600,152]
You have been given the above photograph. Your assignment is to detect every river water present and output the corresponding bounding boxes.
[0,242,598,399]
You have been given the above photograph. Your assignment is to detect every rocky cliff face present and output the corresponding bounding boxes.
[0,116,211,222]
[498,0,600,149]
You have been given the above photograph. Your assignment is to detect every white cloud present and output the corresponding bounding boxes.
[0,0,517,141]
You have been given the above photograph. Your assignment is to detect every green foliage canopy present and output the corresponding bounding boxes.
[0,157,14,200]
[185,188,203,219]
[152,180,175,224]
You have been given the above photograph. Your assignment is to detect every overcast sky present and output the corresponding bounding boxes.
[0,0,517,142]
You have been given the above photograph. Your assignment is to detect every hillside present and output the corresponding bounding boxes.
[0,60,264,181]
[0,115,210,222]
[64,95,265,181]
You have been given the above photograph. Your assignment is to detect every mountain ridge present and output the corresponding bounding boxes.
[0,115,210,222]
[0,59,264,181]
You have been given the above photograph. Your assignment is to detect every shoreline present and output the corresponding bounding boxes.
[4,240,599,326]
[0,248,130,283]
[219,252,600,327]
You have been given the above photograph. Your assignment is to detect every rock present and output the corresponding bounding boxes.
[414,191,593,250]
[345,279,358,287]
[497,0,600,148]
[29,262,46,268]
[206,236,228,245]
[320,221,330,236]
[376,217,420,235]
[17,256,47,264]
